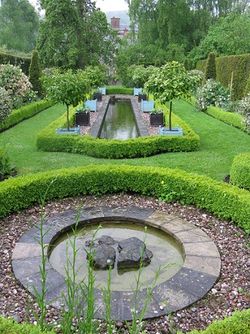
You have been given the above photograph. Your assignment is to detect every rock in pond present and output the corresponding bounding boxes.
[91,245,116,270]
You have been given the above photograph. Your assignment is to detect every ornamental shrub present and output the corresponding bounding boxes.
[205,52,216,80]
[0,87,12,122]
[245,74,250,95]
[231,153,250,190]
[130,65,157,88]
[29,49,42,96]
[0,149,12,181]
[0,64,33,109]
[237,93,250,116]
[188,70,204,94]
[196,79,230,111]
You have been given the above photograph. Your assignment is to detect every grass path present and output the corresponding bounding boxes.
[0,100,249,180]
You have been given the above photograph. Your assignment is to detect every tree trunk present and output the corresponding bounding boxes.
[169,101,172,131]
[66,105,70,131]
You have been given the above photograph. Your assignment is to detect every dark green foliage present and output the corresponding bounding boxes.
[0,0,39,53]
[0,149,12,181]
[36,105,200,159]
[205,53,216,80]
[231,153,250,191]
[206,106,246,132]
[197,53,250,100]
[106,86,133,95]
[0,165,249,230]
[0,316,55,334]
[29,50,42,96]
[188,309,250,334]
[0,49,31,75]
[0,100,54,132]
[245,74,250,95]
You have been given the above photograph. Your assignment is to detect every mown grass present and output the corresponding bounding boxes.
[0,100,249,181]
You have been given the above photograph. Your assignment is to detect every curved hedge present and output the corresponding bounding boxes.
[37,104,200,159]
[0,100,54,132]
[0,165,249,231]
[231,153,250,190]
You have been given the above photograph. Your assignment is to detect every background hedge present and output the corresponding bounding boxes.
[0,165,249,231]
[230,153,250,191]
[36,103,200,159]
[0,100,54,132]
[106,86,133,95]
[0,49,31,75]
[197,53,250,100]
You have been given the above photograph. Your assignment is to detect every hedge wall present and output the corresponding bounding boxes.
[106,86,133,95]
[188,309,250,334]
[36,104,200,159]
[230,153,250,191]
[0,49,31,75]
[206,106,246,132]
[0,165,249,231]
[0,100,54,132]
[0,317,55,334]
[196,53,250,100]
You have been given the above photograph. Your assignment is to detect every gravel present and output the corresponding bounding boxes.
[0,194,249,333]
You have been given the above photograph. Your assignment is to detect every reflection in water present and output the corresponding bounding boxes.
[99,100,139,140]
[49,222,184,291]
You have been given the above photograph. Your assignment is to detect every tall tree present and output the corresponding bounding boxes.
[0,0,39,52]
[37,0,117,69]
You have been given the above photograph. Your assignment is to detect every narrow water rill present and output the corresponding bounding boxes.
[99,99,139,139]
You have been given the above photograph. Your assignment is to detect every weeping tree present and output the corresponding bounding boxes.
[42,70,90,130]
[145,61,191,130]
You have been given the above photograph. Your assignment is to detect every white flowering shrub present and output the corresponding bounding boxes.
[0,64,33,109]
[196,79,230,111]
[237,94,250,116]
[0,88,12,123]
[188,69,204,94]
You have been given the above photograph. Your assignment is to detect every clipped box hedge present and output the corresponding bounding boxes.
[106,86,133,95]
[0,49,31,75]
[206,106,246,132]
[197,53,250,100]
[0,165,249,231]
[0,100,54,132]
[231,153,250,191]
[188,309,250,334]
[0,317,55,334]
[37,103,200,159]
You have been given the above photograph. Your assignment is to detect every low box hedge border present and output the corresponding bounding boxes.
[36,103,200,159]
[0,100,54,132]
[230,153,250,190]
[106,86,133,95]
[206,106,247,132]
[0,165,249,231]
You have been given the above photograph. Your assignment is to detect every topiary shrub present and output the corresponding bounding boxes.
[0,64,33,109]
[205,52,216,80]
[188,69,204,94]
[231,153,250,191]
[0,149,14,181]
[29,49,42,96]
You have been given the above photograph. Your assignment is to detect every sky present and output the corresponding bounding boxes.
[29,0,128,13]
[95,0,128,12]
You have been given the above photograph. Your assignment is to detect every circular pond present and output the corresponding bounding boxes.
[49,221,184,291]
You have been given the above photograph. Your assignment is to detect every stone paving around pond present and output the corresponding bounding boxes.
[12,206,221,321]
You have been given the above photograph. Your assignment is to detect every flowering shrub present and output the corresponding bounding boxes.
[188,69,204,94]
[196,79,230,111]
[0,87,12,122]
[237,93,250,116]
[0,64,33,109]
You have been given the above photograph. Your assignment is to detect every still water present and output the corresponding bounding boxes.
[49,221,184,291]
[99,100,139,140]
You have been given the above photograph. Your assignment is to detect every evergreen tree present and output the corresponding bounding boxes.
[0,0,39,52]
[205,52,216,80]
[29,50,42,96]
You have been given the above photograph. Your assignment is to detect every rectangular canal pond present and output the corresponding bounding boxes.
[99,99,139,140]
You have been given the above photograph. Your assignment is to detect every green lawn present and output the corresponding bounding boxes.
[0,100,249,181]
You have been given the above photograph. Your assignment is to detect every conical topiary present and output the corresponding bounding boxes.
[29,49,42,96]
[205,52,216,80]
